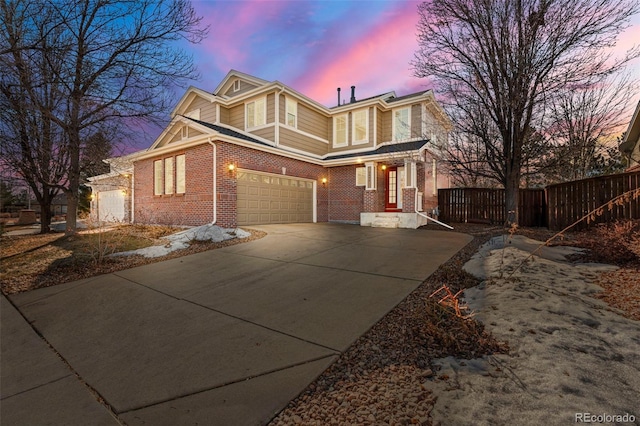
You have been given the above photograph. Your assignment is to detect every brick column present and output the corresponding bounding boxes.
[363,190,378,212]
[402,187,416,212]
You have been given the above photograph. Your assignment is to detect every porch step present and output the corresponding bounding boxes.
[371,216,400,228]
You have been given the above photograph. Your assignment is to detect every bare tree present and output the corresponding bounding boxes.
[1,0,207,234]
[544,74,637,182]
[413,0,639,225]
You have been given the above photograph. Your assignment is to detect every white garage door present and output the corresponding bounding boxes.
[98,190,125,222]
[237,170,314,225]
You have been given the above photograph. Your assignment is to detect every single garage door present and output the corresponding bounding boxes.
[97,190,125,222]
[237,170,314,225]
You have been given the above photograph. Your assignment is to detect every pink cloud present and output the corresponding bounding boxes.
[194,1,289,73]
[292,2,427,106]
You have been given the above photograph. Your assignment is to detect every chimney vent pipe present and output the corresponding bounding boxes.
[350,86,356,103]
[337,88,341,106]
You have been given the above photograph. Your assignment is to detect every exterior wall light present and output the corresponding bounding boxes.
[321,177,327,185]
[121,189,127,196]
[381,165,387,170]
[228,164,235,172]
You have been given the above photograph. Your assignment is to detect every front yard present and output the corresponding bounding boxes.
[0,224,265,295]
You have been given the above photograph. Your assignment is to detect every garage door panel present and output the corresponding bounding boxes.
[97,190,125,222]
[237,170,314,225]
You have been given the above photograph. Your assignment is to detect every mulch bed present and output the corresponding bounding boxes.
[270,221,640,426]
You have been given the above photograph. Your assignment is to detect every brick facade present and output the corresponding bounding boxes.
[134,143,214,226]
[327,165,364,222]
[133,141,442,227]
[134,141,329,228]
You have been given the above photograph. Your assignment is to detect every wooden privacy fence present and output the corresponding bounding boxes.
[547,171,640,231]
[438,188,546,227]
[437,171,640,230]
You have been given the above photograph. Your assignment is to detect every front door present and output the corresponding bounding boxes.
[385,166,405,211]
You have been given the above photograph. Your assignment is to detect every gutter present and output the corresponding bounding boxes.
[414,184,453,230]
[208,139,217,225]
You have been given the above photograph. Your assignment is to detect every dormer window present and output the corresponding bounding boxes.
[286,98,297,128]
[233,80,240,92]
[246,97,266,129]
[333,114,348,147]
[352,109,369,144]
[393,107,410,141]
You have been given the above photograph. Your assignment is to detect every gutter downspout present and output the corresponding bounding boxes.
[130,173,135,223]
[414,180,453,230]
[208,139,217,224]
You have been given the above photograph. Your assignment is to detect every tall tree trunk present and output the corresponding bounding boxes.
[505,167,520,226]
[65,132,81,235]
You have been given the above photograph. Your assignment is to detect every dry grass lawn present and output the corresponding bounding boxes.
[0,224,265,295]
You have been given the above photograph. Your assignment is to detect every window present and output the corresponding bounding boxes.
[365,162,377,190]
[246,97,266,129]
[164,157,174,195]
[176,154,186,194]
[154,160,163,196]
[352,109,368,144]
[333,114,347,147]
[233,80,240,92]
[356,167,366,186]
[153,155,185,195]
[393,107,410,141]
[286,98,297,128]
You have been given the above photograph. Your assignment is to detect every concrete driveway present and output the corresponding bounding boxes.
[1,223,472,425]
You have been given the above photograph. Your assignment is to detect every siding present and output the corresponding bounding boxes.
[184,96,216,123]
[380,110,392,143]
[219,106,230,125]
[411,104,422,139]
[168,131,182,144]
[187,127,203,138]
[279,127,328,156]
[250,125,275,142]
[229,104,244,129]
[266,93,275,124]
[298,104,329,139]
[223,79,259,97]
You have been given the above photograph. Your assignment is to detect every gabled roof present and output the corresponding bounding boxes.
[324,140,432,161]
[387,90,431,103]
[329,91,396,109]
[186,117,271,147]
[213,69,269,97]
[620,100,640,164]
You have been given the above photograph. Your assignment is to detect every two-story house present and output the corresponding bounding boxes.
[90,70,452,228]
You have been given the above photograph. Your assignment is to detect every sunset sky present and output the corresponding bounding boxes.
[182,0,640,108]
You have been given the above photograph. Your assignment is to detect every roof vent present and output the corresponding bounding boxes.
[337,88,341,107]
[350,86,356,103]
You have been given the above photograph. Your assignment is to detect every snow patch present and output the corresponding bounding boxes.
[113,224,250,258]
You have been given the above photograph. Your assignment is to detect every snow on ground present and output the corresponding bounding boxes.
[114,225,251,258]
[425,235,640,425]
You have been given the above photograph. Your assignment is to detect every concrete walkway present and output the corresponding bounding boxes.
[1,223,472,425]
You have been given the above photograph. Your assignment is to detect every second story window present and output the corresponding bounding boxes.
[393,107,410,141]
[286,98,297,128]
[246,97,266,129]
[333,114,347,147]
[352,109,368,144]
